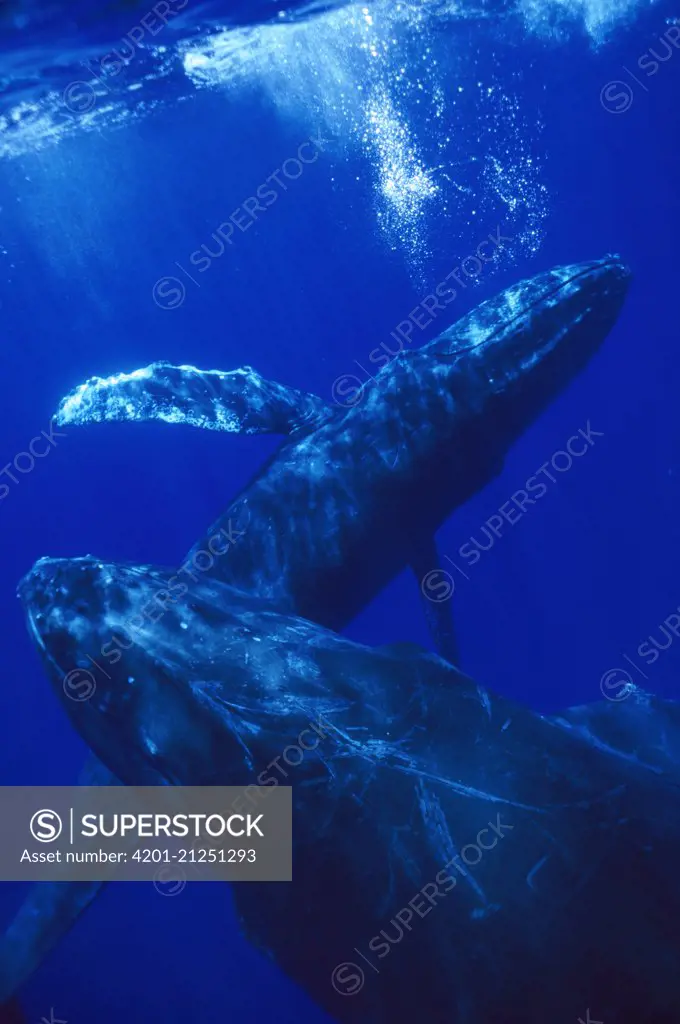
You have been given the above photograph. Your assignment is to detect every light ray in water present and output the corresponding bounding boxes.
[181,2,549,271]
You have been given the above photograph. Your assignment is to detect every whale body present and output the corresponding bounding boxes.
[13,555,680,1024]
[55,257,630,660]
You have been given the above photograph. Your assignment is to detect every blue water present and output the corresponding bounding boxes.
[0,0,679,1020]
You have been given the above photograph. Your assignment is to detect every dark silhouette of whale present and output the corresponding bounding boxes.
[14,555,680,1023]
[54,256,630,662]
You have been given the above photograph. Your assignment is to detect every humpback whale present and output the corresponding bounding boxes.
[13,555,680,1023]
[54,257,630,662]
[0,257,633,1008]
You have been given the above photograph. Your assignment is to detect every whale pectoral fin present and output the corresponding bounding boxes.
[0,881,105,1007]
[410,539,460,666]
[0,756,119,1005]
[55,362,334,437]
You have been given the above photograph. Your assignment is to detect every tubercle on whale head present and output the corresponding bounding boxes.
[17,557,376,789]
[425,255,631,421]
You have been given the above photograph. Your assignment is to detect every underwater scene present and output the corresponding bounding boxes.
[0,0,679,1021]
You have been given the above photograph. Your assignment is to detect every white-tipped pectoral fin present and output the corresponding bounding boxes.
[56,361,334,437]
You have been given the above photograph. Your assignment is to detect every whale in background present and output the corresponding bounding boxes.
[8,553,680,1024]
[54,257,631,664]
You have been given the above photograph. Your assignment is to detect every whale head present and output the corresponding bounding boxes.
[17,556,403,788]
[426,255,631,431]
[18,556,233,785]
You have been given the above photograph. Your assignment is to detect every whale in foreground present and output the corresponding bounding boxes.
[11,555,680,1023]
[54,257,630,662]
